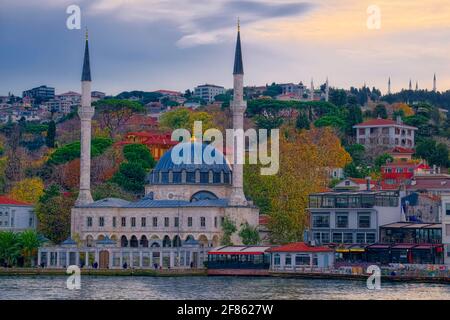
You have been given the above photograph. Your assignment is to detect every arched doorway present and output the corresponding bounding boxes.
[212,235,220,247]
[198,235,208,247]
[140,235,149,247]
[130,235,139,248]
[99,250,109,269]
[120,235,128,248]
[86,235,94,247]
[163,235,171,247]
[185,235,195,242]
[173,235,182,247]
[97,235,105,241]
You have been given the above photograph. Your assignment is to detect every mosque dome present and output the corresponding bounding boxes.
[147,142,232,185]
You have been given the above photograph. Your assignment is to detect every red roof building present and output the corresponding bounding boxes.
[116,131,178,160]
[0,196,32,206]
[381,161,431,189]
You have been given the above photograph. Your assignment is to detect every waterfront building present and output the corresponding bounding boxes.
[22,85,55,101]
[308,189,403,245]
[0,196,36,232]
[440,194,450,265]
[39,23,259,269]
[206,245,272,275]
[269,242,334,270]
[194,84,225,103]
[353,117,417,149]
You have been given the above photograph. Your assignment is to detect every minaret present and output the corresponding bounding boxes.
[310,78,314,101]
[388,77,391,95]
[229,20,247,206]
[415,81,419,91]
[409,79,412,90]
[325,77,329,102]
[76,29,94,206]
[433,73,437,92]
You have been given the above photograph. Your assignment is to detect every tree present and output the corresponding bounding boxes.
[94,99,144,138]
[111,162,147,193]
[0,231,20,267]
[415,138,449,167]
[123,144,156,170]
[159,108,214,132]
[238,222,260,245]
[45,120,56,148]
[345,104,363,136]
[221,217,237,246]
[35,191,75,244]
[295,112,310,130]
[10,177,45,204]
[314,115,345,129]
[92,182,135,201]
[375,153,394,169]
[373,104,388,119]
[18,230,41,267]
[48,137,113,165]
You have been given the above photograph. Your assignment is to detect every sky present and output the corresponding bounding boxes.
[1,0,450,96]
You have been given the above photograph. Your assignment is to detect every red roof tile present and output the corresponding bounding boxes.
[0,196,32,206]
[354,118,417,129]
[268,242,332,253]
[390,147,415,154]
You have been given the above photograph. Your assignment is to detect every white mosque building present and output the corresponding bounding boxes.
[38,25,259,269]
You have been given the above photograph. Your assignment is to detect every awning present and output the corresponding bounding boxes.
[367,244,390,249]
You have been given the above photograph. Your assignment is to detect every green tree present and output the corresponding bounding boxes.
[221,217,237,246]
[48,137,113,165]
[111,162,147,193]
[123,144,156,170]
[0,231,20,267]
[373,104,388,119]
[415,139,449,167]
[345,104,363,136]
[94,99,144,138]
[295,112,310,130]
[238,222,260,245]
[92,182,136,201]
[314,115,345,129]
[35,192,75,244]
[375,153,394,168]
[18,230,41,267]
[45,120,56,148]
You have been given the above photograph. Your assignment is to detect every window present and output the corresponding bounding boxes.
[112,217,117,228]
[285,254,292,265]
[214,217,218,228]
[274,254,280,265]
[87,217,92,227]
[186,172,195,183]
[164,217,169,227]
[332,233,343,243]
[29,217,33,227]
[343,233,353,244]
[121,217,126,227]
[152,217,158,227]
[358,213,371,228]
[141,217,146,227]
[99,217,104,227]
[446,204,450,216]
[312,214,330,228]
[174,217,179,227]
[131,217,136,227]
[445,224,450,237]
[295,254,310,266]
[200,217,206,228]
[336,214,348,228]
[356,233,365,243]
[366,233,376,243]
[188,217,193,227]
[200,172,209,183]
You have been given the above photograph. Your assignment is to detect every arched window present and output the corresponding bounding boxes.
[173,235,182,247]
[130,235,138,248]
[285,254,292,265]
[200,171,209,183]
[163,235,171,247]
[213,172,221,183]
[186,172,195,183]
[173,172,181,183]
[185,235,195,242]
[274,254,280,266]
[224,172,230,184]
[120,236,128,248]
[190,191,218,202]
[140,235,149,247]
[86,235,94,247]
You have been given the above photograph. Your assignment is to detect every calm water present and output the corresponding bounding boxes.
[0,276,449,300]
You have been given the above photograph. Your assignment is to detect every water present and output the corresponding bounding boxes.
[0,276,449,300]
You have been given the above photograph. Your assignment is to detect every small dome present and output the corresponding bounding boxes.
[147,142,232,185]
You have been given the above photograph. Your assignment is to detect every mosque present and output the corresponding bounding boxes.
[38,24,260,269]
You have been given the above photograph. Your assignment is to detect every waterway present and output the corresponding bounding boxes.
[0,276,449,300]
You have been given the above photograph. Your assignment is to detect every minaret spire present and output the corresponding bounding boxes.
[310,78,314,101]
[409,79,412,91]
[433,73,437,92]
[325,77,329,102]
[229,20,247,206]
[76,29,94,206]
[388,77,391,95]
[415,81,419,91]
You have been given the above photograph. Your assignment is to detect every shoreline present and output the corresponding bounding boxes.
[0,268,449,284]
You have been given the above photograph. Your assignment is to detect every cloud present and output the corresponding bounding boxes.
[86,0,313,47]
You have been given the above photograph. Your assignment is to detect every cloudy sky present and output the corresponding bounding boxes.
[1,0,450,96]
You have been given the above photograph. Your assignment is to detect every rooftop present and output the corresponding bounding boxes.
[268,242,332,253]
[0,195,32,206]
[353,118,417,129]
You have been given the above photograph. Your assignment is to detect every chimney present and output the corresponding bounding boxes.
[366,176,371,191]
